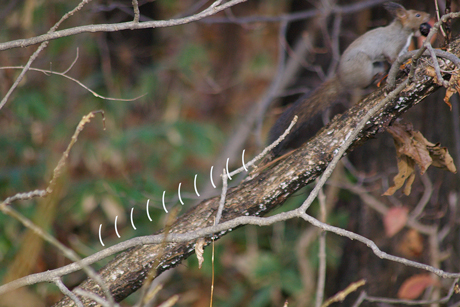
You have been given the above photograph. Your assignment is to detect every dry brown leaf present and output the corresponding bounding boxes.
[403,173,416,196]
[384,123,420,196]
[384,207,409,237]
[397,274,437,299]
[410,131,436,173]
[398,229,424,258]
[444,72,460,110]
[426,66,459,110]
[384,123,457,195]
[195,238,206,269]
[444,87,455,110]
[427,144,457,173]
[383,154,416,196]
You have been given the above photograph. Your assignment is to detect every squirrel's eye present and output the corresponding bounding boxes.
[416,13,421,17]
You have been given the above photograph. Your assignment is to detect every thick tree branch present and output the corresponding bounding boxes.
[53,37,460,306]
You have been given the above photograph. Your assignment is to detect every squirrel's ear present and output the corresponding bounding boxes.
[383,2,407,18]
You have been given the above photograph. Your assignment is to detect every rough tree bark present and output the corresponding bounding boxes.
[54,37,460,306]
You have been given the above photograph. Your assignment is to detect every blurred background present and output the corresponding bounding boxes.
[0,0,459,306]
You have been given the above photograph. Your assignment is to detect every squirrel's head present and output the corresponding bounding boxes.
[384,2,430,36]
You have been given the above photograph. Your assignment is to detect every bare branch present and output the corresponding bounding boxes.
[315,187,327,307]
[0,0,247,52]
[299,212,459,278]
[356,278,460,305]
[0,0,93,111]
[201,0,387,24]
[0,66,145,101]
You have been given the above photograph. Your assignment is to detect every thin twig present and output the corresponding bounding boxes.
[53,278,84,307]
[321,279,366,307]
[315,187,327,307]
[132,0,140,23]
[215,169,228,226]
[360,277,460,305]
[74,289,119,307]
[410,174,433,220]
[61,48,80,75]
[426,44,449,87]
[0,0,247,52]
[351,291,367,307]
[434,0,447,38]
[0,0,93,111]
[299,211,458,278]
[335,181,436,235]
[228,115,298,178]
[327,12,342,77]
[0,66,145,101]
[201,0,387,24]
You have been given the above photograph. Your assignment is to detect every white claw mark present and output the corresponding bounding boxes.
[146,199,152,221]
[114,216,121,238]
[226,158,232,180]
[210,166,216,188]
[242,149,248,171]
[162,191,169,213]
[194,174,200,197]
[99,224,105,247]
[130,207,137,230]
[178,183,184,205]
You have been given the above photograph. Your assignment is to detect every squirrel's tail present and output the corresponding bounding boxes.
[268,76,344,157]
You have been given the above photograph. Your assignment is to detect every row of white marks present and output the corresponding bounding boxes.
[98,149,248,246]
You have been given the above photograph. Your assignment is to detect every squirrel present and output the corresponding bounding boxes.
[268,2,430,157]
